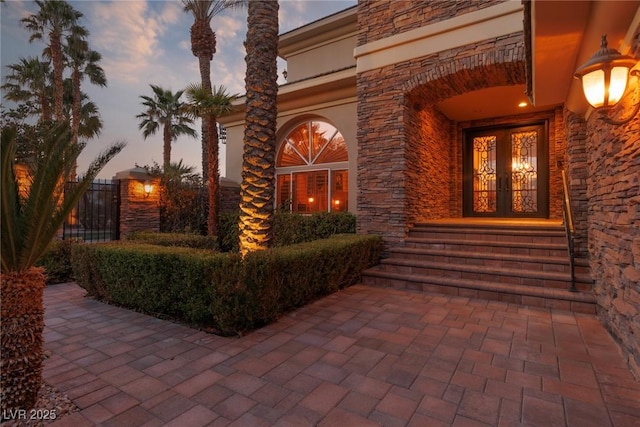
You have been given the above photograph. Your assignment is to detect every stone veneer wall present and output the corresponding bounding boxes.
[404,102,455,223]
[356,18,527,246]
[357,0,503,45]
[220,179,241,213]
[118,178,161,238]
[584,24,640,378]
[564,110,589,258]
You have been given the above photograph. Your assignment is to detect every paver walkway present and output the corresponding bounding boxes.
[43,282,640,427]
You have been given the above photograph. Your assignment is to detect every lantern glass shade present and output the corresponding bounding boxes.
[574,35,637,110]
[580,66,631,109]
[581,69,606,108]
[609,66,631,105]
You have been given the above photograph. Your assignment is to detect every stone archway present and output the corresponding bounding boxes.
[356,35,527,246]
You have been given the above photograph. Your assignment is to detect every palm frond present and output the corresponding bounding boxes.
[0,124,125,273]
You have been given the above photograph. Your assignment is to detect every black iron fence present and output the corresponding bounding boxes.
[62,179,120,242]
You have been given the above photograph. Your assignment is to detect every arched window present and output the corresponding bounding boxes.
[276,120,348,213]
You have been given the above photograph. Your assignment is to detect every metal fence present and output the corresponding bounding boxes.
[62,179,120,242]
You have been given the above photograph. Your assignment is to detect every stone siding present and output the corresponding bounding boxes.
[564,109,589,258]
[357,0,503,46]
[220,179,241,213]
[405,103,455,223]
[118,178,161,238]
[585,24,640,378]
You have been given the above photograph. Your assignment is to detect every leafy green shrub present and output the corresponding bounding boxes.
[219,211,357,252]
[71,234,382,336]
[71,242,242,326]
[36,240,76,284]
[128,231,218,250]
[219,211,240,253]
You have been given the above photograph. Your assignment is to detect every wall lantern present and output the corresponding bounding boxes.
[574,35,639,125]
[143,180,153,198]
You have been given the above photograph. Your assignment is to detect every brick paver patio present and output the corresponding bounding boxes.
[43,282,640,426]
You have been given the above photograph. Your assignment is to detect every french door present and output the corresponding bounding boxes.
[463,123,548,218]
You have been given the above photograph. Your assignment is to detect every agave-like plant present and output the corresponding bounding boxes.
[0,123,125,411]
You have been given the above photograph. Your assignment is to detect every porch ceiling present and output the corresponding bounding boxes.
[436,1,639,121]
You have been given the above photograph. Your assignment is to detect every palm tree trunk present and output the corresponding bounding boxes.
[163,123,172,172]
[71,68,81,179]
[199,56,212,181]
[50,30,65,122]
[239,0,279,256]
[0,267,46,412]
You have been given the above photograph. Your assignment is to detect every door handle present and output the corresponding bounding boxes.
[497,176,502,191]
[505,176,510,191]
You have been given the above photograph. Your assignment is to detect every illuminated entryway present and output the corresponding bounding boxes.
[463,123,549,218]
[276,120,348,213]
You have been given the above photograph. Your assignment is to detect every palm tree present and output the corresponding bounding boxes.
[64,31,106,151]
[1,56,53,122]
[238,0,279,256]
[1,124,124,412]
[21,0,86,122]
[136,85,197,172]
[182,0,245,182]
[184,83,236,237]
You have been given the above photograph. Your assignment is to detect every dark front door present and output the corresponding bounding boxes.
[463,123,548,218]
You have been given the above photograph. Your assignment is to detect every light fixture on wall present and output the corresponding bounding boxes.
[143,180,153,198]
[574,35,639,125]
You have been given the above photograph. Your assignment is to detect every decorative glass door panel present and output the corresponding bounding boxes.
[511,131,538,213]
[464,124,548,218]
[472,136,497,213]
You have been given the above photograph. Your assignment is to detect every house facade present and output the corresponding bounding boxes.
[219,1,640,378]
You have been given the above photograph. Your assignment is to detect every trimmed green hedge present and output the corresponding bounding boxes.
[128,231,218,250]
[71,234,382,336]
[220,211,356,252]
[37,240,76,284]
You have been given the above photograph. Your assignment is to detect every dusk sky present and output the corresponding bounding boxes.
[1,0,356,179]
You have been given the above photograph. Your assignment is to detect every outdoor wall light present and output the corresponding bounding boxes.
[143,180,153,198]
[574,35,639,125]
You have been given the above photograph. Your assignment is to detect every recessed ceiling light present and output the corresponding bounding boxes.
[518,101,528,108]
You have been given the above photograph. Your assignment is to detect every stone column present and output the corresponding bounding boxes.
[220,177,241,213]
[113,168,161,238]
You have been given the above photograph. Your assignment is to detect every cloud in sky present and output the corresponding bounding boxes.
[1,0,357,179]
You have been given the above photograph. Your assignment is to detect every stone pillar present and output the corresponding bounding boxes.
[113,168,161,238]
[220,177,241,213]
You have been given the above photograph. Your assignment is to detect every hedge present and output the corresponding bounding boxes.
[36,240,76,284]
[71,234,382,335]
[127,231,218,250]
[219,211,356,252]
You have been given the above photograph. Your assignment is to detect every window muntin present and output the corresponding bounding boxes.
[276,121,348,213]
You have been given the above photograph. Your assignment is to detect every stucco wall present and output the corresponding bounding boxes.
[285,35,357,82]
[224,101,358,213]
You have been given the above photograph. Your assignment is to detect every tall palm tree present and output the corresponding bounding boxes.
[182,0,245,182]
[21,0,86,122]
[238,0,279,256]
[1,57,53,122]
[64,31,106,147]
[61,81,104,140]
[1,124,124,412]
[136,84,197,172]
[184,83,237,237]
